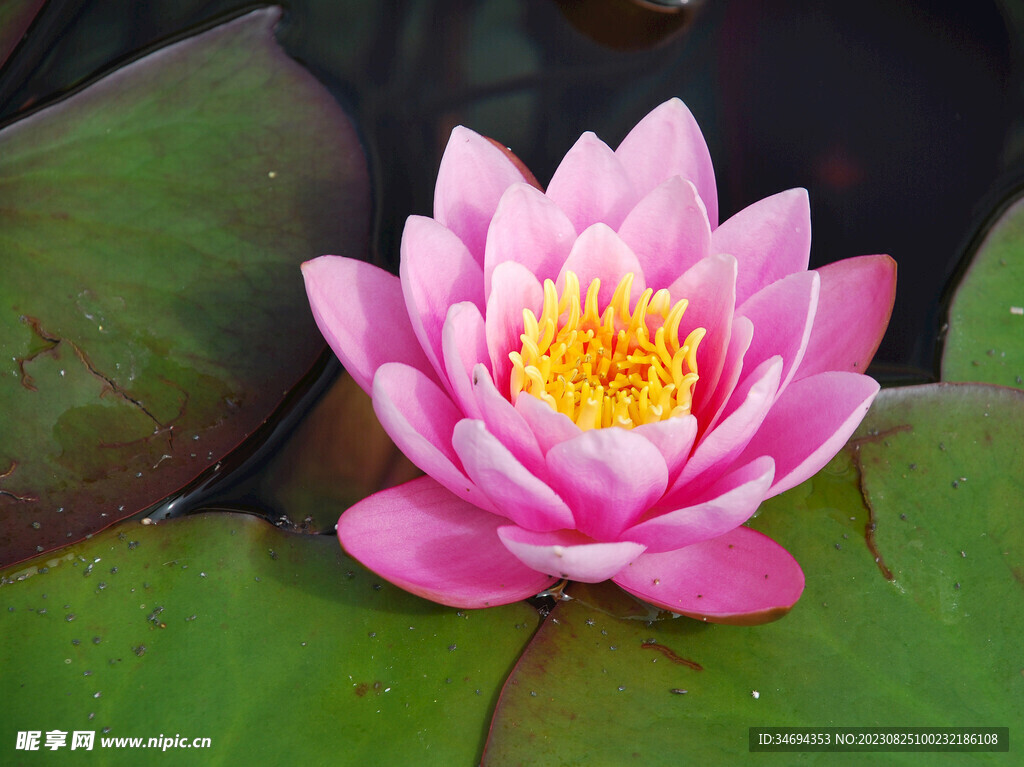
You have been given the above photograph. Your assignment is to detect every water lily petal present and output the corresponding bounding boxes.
[667,253,738,413]
[433,126,528,264]
[546,132,636,232]
[694,315,753,430]
[441,302,488,419]
[400,215,484,379]
[738,371,879,497]
[485,260,543,397]
[613,526,805,624]
[633,414,698,481]
[711,188,811,305]
[514,392,582,454]
[484,182,576,298]
[372,362,497,513]
[497,526,646,582]
[302,256,435,394]
[615,98,718,227]
[452,419,574,531]
[617,176,712,289]
[546,428,668,541]
[669,356,782,500]
[737,270,819,398]
[798,254,897,378]
[338,477,556,608]
[470,363,546,475]
[557,223,646,308]
[627,456,775,552]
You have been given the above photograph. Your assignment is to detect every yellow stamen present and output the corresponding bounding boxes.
[509,271,704,430]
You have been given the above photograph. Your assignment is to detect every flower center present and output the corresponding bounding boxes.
[509,271,704,430]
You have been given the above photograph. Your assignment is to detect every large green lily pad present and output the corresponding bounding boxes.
[941,190,1024,388]
[0,8,370,566]
[0,512,540,764]
[484,384,1023,765]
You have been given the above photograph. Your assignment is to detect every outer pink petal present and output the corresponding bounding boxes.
[613,526,804,624]
[452,420,574,532]
[302,256,435,395]
[338,477,556,608]
[737,371,879,497]
[546,428,668,541]
[470,363,546,476]
[514,393,581,454]
[400,215,484,378]
[433,126,528,264]
[617,177,712,289]
[497,527,646,583]
[711,188,811,305]
[798,255,897,378]
[668,356,782,502]
[372,362,497,514]
[485,261,543,397]
[484,183,576,298]
[615,98,718,227]
[736,270,819,398]
[626,456,775,552]
[633,414,698,481]
[441,302,488,419]
[667,253,738,414]
[546,132,637,232]
[556,223,646,308]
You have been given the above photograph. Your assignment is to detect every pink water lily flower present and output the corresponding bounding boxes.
[303,99,896,624]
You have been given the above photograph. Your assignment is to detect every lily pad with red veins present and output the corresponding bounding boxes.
[0,8,370,566]
[483,384,1023,765]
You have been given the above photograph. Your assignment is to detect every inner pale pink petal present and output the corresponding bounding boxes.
[615,98,718,228]
[302,256,436,395]
[694,315,753,432]
[338,477,556,608]
[668,356,782,502]
[613,526,804,624]
[452,420,575,532]
[546,428,668,541]
[546,132,637,232]
[433,126,528,264]
[485,261,543,398]
[617,177,712,289]
[736,371,879,497]
[372,362,497,514]
[736,270,820,399]
[514,393,582,455]
[634,414,698,481]
[470,363,546,476]
[798,255,897,379]
[711,188,811,306]
[667,253,738,414]
[400,216,485,383]
[556,223,646,308]
[484,183,577,298]
[441,302,488,420]
[626,456,775,552]
[497,526,646,583]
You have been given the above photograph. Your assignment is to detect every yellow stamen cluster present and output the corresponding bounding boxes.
[509,271,704,430]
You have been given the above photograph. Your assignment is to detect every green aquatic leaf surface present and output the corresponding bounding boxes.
[0,512,540,765]
[484,384,1023,765]
[0,8,370,566]
[942,190,1024,388]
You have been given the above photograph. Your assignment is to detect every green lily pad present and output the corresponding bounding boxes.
[0,8,370,566]
[0,512,540,764]
[484,384,1023,765]
[941,190,1024,388]
[0,0,43,70]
